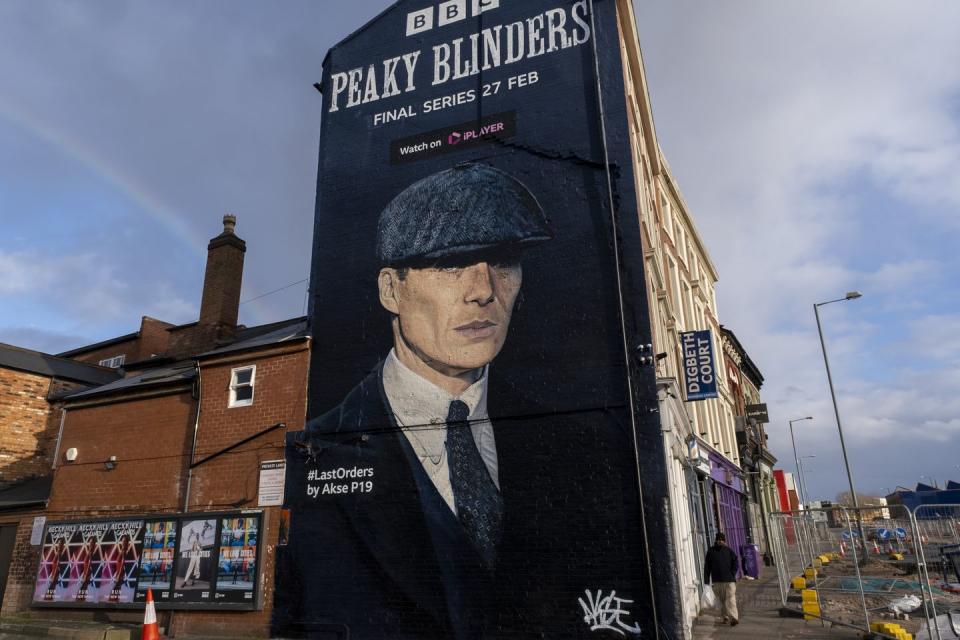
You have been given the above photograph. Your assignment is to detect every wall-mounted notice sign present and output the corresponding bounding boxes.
[258,460,286,507]
[680,330,718,401]
[30,516,46,546]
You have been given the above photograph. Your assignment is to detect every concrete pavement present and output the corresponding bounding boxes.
[692,573,864,639]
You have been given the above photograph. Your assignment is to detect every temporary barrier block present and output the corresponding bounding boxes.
[819,554,831,564]
[802,600,821,621]
[804,568,817,579]
[889,552,904,561]
[872,622,907,636]
[792,576,807,589]
[801,589,818,603]
[812,558,822,568]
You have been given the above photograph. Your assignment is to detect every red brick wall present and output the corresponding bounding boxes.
[134,317,173,362]
[0,368,61,482]
[48,391,195,517]
[19,342,309,636]
[67,317,175,368]
[0,508,45,615]
[169,344,309,638]
[67,340,139,367]
[167,324,224,362]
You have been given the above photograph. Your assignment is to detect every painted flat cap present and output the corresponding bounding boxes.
[377,163,553,266]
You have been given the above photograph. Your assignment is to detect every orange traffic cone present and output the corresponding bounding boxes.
[873,541,880,554]
[142,588,160,640]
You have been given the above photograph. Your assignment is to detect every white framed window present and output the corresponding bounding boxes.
[229,365,256,408]
[98,354,125,368]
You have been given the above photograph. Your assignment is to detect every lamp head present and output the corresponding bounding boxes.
[845,291,863,300]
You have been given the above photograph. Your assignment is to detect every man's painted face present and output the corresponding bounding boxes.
[381,256,522,375]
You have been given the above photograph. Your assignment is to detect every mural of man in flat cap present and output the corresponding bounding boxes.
[279,163,556,639]
[373,162,551,568]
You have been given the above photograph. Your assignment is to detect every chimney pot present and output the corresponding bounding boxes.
[223,214,237,235]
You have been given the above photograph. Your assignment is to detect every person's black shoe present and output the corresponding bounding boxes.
[730,618,739,627]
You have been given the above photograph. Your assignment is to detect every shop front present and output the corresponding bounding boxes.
[708,451,750,577]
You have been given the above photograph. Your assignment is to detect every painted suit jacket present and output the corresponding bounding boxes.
[273,363,645,639]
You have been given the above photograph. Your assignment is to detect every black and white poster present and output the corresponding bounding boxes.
[171,518,216,603]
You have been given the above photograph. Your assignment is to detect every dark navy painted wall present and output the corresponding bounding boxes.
[276,0,680,637]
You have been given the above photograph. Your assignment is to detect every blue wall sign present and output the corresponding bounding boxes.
[680,330,718,401]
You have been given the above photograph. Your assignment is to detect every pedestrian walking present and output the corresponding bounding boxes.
[703,532,739,626]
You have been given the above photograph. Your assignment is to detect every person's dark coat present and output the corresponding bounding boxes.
[272,363,648,639]
[703,543,739,584]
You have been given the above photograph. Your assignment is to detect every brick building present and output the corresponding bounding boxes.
[1,217,312,638]
[720,326,779,562]
[0,344,119,612]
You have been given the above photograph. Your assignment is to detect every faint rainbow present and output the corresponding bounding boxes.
[0,100,277,325]
[0,99,207,258]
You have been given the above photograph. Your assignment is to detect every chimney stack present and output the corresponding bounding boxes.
[198,214,246,332]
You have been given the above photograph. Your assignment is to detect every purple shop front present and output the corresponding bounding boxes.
[709,452,748,578]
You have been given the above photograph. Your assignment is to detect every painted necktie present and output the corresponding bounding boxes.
[445,399,503,569]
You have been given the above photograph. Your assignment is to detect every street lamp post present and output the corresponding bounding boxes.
[800,455,816,507]
[814,291,864,544]
[788,417,813,509]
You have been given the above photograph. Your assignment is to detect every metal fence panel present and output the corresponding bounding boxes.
[767,504,960,639]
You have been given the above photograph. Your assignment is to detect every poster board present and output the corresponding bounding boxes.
[31,511,262,611]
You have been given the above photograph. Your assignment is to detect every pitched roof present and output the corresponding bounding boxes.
[0,343,120,386]
[55,331,138,358]
[0,476,52,511]
[198,317,308,359]
[63,362,197,402]
[719,326,764,388]
[61,317,310,403]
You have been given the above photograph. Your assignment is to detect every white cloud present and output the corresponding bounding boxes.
[0,250,55,293]
[862,260,938,296]
[0,249,128,320]
[0,250,196,349]
[900,314,960,363]
[634,1,960,492]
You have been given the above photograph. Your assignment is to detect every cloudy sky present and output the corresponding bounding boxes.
[1,1,957,500]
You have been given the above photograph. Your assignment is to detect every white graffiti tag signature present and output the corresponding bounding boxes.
[578,589,642,636]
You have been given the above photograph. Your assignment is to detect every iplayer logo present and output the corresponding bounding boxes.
[406,0,500,37]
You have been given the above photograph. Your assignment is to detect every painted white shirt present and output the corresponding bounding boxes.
[382,349,499,515]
